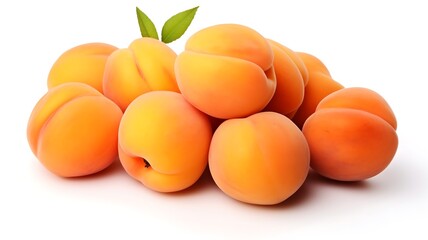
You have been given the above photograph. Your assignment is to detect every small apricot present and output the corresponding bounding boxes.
[175,24,276,119]
[103,38,179,112]
[209,111,310,205]
[118,91,212,192]
[27,82,123,177]
[48,42,117,93]
[302,87,398,181]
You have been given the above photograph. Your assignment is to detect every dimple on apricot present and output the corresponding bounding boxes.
[118,91,213,192]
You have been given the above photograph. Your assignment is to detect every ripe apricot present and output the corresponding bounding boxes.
[103,38,179,112]
[48,42,117,93]
[209,111,310,205]
[302,87,398,181]
[118,91,212,192]
[27,82,123,177]
[263,40,305,118]
[292,52,344,128]
[175,24,276,119]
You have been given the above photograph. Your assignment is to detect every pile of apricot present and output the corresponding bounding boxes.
[27,23,398,205]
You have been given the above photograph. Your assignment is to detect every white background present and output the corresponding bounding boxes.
[1,0,427,239]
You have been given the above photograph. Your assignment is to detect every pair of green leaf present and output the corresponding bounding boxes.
[136,6,199,44]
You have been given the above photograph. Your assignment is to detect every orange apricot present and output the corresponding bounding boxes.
[175,24,276,119]
[103,38,179,112]
[264,40,305,118]
[302,88,398,181]
[48,42,117,93]
[27,82,123,177]
[118,91,212,192]
[209,111,310,205]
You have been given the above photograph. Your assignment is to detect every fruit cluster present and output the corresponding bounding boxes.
[27,22,398,205]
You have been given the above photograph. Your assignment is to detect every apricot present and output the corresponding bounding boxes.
[48,42,117,93]
[103,38,179,112]
[209,111,310,205]
[175,24,276,119]
[118,91,212,192]
[263,40,305,118]
[302,87,398,181]
[292,52,344,128]
[27,82,123,177]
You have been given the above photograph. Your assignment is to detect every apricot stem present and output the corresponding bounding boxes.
[144,159,151,168]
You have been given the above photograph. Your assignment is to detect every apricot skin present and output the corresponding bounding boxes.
[302,87,398,181]
[118,91,212,192]
[103,38,179,112]
[303,109,398,181]
[175,24,276,119]
[48,43,117,93]
[27,82,123,177]
[209,111,310,205]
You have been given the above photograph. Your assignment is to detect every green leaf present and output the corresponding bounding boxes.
[136,7,159,39]
[161,6,199,43]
